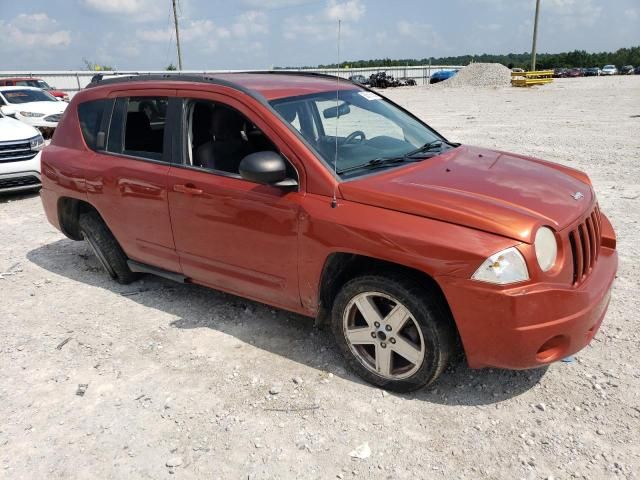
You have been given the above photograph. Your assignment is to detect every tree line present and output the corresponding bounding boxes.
[302,46,640,70]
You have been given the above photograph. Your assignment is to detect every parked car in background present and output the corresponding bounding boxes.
[553,68,568,78]
[635,66,640,75]
[0,77,69,101]
[566,68,583,78]
[0,109,43,193]
[429,69,457,84]
[396,77,417,86]
[348,75,369,86]
[0,86,67,138]
[619,65,634,75]
[584,67,601,77]
[369,72,396,88]
[601,65,618,75]
[39,73,618,391]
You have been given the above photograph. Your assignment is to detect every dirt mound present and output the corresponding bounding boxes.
[435,62,512,88]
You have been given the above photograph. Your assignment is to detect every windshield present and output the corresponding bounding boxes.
[1,89,57,104]
[16,80,52,89]
[271,89,452,178]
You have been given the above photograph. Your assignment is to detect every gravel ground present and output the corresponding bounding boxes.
[1,76,639,479]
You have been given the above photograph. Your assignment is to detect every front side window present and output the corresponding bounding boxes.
[271,89,453,178]
[185,99,292,179]
[107,96,167,160]
[1,89,57,104]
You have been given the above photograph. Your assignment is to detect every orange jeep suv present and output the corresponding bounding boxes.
[40,73,617,391]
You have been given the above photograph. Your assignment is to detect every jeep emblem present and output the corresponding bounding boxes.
[571,191,584,201]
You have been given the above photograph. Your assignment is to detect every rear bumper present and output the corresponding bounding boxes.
[438,229,618,370]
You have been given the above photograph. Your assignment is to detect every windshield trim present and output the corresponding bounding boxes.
[268,85,450,183]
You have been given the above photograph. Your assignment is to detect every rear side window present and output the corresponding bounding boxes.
[107,96,167,161]
[78,99,108,150]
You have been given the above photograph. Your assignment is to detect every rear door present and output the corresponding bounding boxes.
[83,89,182,272]
[166,90,305,310]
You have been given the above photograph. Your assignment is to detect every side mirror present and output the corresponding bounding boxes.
[0,105,15,116]
[239,151,297,187]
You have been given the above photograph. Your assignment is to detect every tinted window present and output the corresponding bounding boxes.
[107,97,167,161]
[78,99,108,150]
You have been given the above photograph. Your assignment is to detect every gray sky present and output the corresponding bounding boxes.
[1,0,638,70]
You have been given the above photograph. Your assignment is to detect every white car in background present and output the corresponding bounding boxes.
[0,109,44,193]
[601,65,618,75]
[0,86,67,137]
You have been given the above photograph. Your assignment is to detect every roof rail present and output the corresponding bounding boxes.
[86,70,355,89]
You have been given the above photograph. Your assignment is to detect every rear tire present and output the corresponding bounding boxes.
[331,274,456,392]
[78,212,138,285]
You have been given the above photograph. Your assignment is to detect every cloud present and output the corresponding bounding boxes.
[396,20,444,48]
[79,0,164,21]
[137,10,269,55]
[283,0,365,40]
[624,8,639,20]
[325,0,365,22]
[240,0,317,8]
[544,0,602,27]
[231,11,269,37]
[0,13,71,49]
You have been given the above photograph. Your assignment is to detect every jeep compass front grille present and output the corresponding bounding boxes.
[0,141,36,163]
[568,205,602,285]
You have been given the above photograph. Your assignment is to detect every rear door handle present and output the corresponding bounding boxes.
[173,183,203,195]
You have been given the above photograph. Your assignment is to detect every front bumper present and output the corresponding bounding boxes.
[0,152,42,193]
[438,217,618,370]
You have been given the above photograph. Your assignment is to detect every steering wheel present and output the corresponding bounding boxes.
[345,130,366,144]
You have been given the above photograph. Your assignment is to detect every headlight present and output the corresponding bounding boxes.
[30,134,45,151]
[19,111,45,118]
[534,227,558,272]
[472,247,529,285]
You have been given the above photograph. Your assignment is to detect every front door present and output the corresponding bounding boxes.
[167,93,303,310]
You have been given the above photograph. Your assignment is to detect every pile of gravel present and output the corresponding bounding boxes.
[434,62,512,88]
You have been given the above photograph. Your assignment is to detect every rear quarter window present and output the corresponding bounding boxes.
[78,99,108,150]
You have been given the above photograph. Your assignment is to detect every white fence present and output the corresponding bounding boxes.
[0,65,462,97]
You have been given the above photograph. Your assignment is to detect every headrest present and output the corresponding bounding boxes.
[211,106,244,140]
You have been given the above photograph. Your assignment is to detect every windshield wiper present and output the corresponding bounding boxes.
[336,140,448,174]
[336,157,416,174]
[404,140,447,157]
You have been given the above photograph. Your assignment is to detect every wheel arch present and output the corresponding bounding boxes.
[57,196,100,240]
[316,252,454,329]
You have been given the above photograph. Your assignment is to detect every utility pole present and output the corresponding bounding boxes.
[531,0,541,71]
[172,0,183,70]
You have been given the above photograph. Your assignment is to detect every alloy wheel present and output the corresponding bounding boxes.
[342,291,425,380]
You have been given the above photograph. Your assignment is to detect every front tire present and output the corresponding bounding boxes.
[331,274,456,392]
[78,212,138,285]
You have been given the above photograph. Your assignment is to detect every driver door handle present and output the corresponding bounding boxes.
[173,183,203,195]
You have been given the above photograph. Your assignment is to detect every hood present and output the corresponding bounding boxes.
[339,145,593,243]
[4,101,67,115]
[0,117,41,142]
